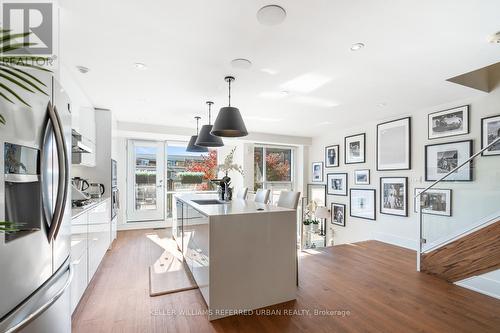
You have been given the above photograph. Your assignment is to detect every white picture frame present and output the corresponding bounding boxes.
[377,117,411,170]
[428,105,469,140]
[327,173,348,196]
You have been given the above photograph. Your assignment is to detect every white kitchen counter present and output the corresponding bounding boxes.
[175,193,294,217]
[71,197,110,218]
[173,193,297,321]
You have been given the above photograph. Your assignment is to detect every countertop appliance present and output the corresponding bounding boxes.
[72,177,89,192]
[0,74,73,333]
[88,183,105,198]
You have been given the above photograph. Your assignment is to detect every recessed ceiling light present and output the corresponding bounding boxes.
[377,102,387,107]
[291,96,339,108]
[257,5,287,26]
[281,72,332,94]
[231,58,252,69]
[350,43,365,51]
[134,62,147,70]
[76,65,90,74]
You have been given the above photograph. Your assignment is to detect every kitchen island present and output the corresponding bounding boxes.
[173,193,297,321]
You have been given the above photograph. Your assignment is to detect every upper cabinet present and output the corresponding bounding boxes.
[79,106,96,144]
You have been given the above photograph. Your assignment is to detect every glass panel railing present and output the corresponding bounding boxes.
[418,138,500,253]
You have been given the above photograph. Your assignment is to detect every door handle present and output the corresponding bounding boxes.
[52,106,69,241]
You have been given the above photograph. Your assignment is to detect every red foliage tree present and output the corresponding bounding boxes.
[265,152,290,181]
[186,150,218,190]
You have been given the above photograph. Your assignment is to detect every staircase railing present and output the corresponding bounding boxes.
[417,136,500,267]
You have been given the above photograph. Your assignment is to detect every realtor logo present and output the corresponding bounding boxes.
[2,1,53,54]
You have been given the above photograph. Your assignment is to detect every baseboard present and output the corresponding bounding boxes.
[455,272,500,300]
[372,232,418,251]
[118,220,171,231]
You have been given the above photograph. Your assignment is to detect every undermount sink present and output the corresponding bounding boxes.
[192,199,227,205]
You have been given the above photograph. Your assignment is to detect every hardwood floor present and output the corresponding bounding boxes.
[72,229,500,333]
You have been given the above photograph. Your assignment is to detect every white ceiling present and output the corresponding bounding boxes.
[59,0,500,137]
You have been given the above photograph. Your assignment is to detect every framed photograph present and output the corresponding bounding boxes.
[354,169,370,185]
[331,203,346,227]
[414,188,452,217]
[345,133,366,164]
[377,117,411,170]
[425,140,473,181]
[428,105,469,140]
[312,162,324,182]
[350,189,376,221]
[325,145,339,167]
[327,173,348,196]
[481,115,500,156]
[307,184,326,207]
[380,177,408,217]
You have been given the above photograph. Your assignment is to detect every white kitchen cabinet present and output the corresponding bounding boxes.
[79,106,96,144]
[70,222,88,313]
[87,200,111,281]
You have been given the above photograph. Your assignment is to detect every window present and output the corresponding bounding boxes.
[254,145,294,203]
[165,142,217,217]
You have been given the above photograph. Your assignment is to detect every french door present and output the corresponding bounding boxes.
[127,140,165,222]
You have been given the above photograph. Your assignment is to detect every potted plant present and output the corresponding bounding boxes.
[216,147,244,200]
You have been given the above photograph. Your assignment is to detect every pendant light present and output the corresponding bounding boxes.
[211,76,248,137]
[186,116,209,152]
[195,101,224,147]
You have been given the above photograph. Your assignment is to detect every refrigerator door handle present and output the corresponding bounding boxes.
[0,263,73,333]
[51,105,69,241]
[43,102,67,242]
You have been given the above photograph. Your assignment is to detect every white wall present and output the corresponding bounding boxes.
[308,83,500,250]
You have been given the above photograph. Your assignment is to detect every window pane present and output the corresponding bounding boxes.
[135,145,157,210]
[265,148,291,182]
[254,147,263,191]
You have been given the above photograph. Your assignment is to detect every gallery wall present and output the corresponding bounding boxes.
[308,80,500,251]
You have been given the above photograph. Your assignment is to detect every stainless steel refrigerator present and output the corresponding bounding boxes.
[0,71,72,333]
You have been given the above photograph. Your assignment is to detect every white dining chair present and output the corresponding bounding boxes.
[254,189,271,204]
[236,187,248,200]
[276,191,301,210]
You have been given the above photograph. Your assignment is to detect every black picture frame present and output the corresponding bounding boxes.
[376,117,411,171]
[414,188,452,217]
[424,140,473,182]
[311,162,324,183]
[327,173,348,196]
[349,188,376,221]
[331,203,346,227]
[481,114,500,157]
[325,145,340,167]
[354,169,370,185]
[380,177,408,217]
[345,133,366,164]
[428,105,469,140]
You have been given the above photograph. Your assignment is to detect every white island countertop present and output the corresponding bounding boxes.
[175,193,294,217]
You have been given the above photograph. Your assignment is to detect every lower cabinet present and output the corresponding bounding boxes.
[70,199,111,313]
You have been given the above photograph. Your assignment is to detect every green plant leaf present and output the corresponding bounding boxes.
[0,67,48,95]
[0,114,5,124]
[2,66,48,87]
[0,72,35,93]
[0,42,34,54]
[0,82,30,107]
[0,31,30,43]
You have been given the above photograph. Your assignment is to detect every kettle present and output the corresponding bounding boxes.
[88,183,105,198]
[72,177,89,192]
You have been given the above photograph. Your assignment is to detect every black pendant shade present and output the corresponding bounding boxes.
[195,102,224,147]
[211,76,248,137]
[186,116,209,152]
